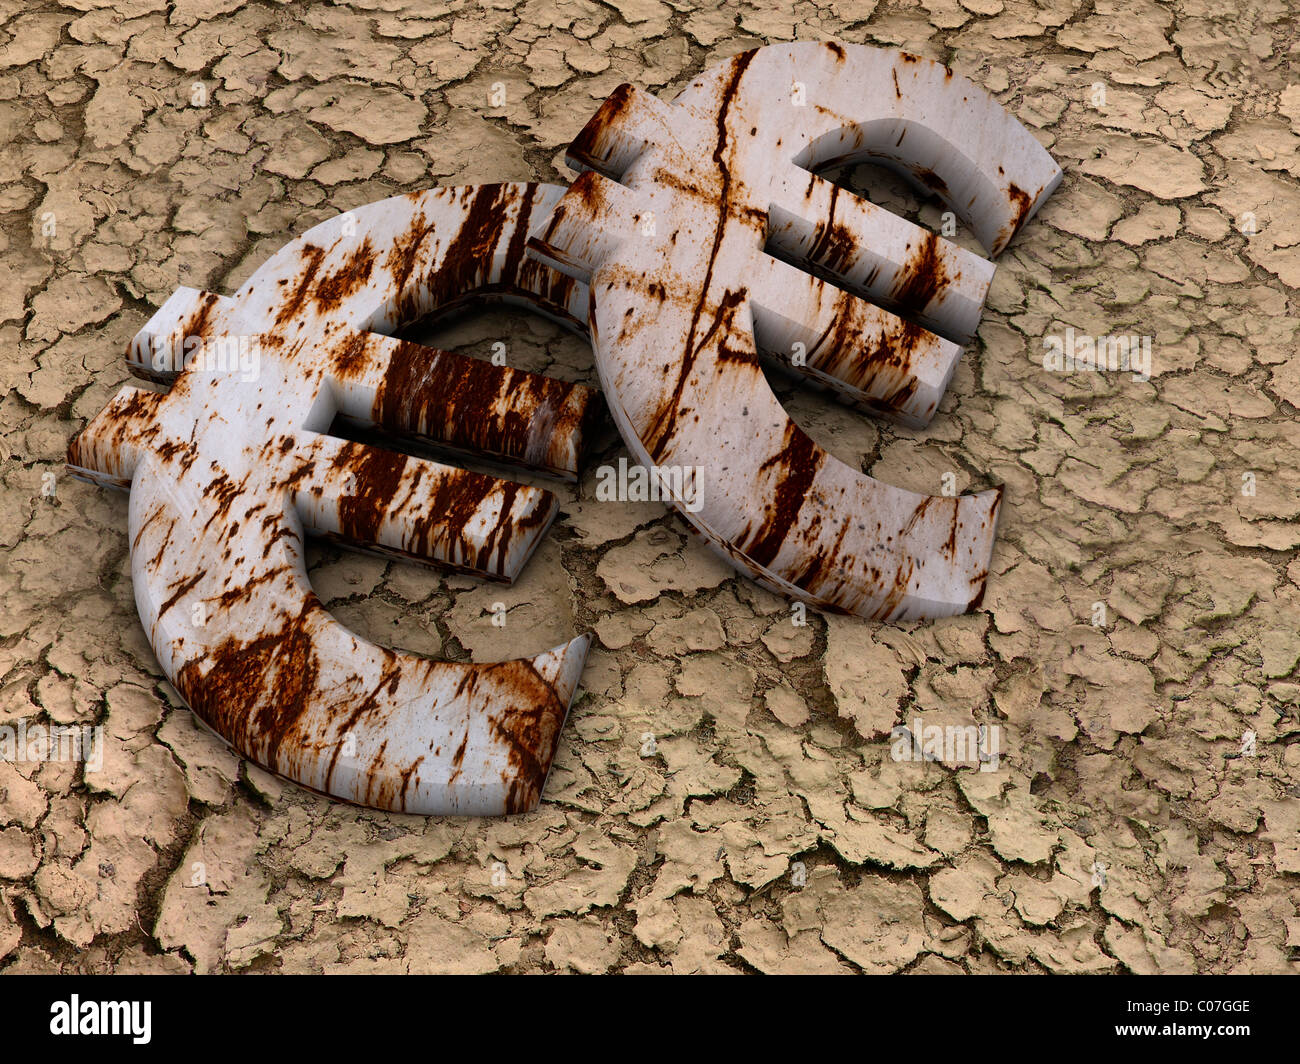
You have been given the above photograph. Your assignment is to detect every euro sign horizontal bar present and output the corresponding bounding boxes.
[68,183,597,815]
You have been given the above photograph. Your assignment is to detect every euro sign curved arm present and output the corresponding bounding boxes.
[68,183,596,815]
[529,43,1062,620]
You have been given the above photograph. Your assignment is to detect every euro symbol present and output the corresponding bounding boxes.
[68,183,598,815]
[529,43,1062,619]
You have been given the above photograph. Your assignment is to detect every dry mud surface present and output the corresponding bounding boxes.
[1,0,1299,974]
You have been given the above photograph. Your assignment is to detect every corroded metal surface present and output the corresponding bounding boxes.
[68,183,595,815]
[530,43,1061,620]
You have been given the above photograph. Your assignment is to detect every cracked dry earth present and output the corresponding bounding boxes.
[1,0,1298,976]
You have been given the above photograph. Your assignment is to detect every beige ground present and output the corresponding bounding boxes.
[1,0,1299,975]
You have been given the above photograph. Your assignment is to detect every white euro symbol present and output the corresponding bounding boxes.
[530,43,1062,619]
[68,183,596,815]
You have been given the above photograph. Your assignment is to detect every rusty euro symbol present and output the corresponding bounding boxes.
[67,183,599,815]
[530,42,1062,620]
[69,44,1060,816]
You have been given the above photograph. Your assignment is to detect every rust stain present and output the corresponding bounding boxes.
[805,183,857,273]
[743,423,823,568]
[181,291,220,344]
[643,49,756,462]
[568,83,637,174]
[911,166,949,199]
[333,443,409,545]
[175,595,323,774]
[417,184,516,315]
[889,230,948,314]
[274,243,328,326]
[372,336,596,478]
[1006,182,1033,237]
[314,235,377,312]
[487,661,568,813]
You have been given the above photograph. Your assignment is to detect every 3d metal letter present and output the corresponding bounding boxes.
[68,183,598,815]
[529,43,1062,620]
